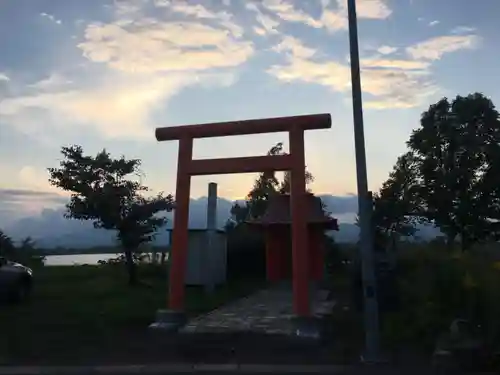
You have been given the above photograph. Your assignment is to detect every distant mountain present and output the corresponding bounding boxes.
[6,197,235,249]
[329,222,442,243]
[3,194,442,249]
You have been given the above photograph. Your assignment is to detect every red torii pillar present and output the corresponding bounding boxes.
[155,114,331,318]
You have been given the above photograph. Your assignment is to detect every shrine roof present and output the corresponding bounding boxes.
[245,193,339,230]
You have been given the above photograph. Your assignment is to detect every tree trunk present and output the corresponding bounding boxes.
[124,247,138,286]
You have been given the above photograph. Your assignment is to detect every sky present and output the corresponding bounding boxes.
[0,0,499,234]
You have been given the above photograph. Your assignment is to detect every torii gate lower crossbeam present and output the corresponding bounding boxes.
[155,114,331,319]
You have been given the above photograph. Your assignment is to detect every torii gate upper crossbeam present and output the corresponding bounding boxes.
[155,113,331,140]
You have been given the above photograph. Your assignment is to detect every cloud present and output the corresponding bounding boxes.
[246,3,280,35]
[40,12,62,25]
[268,54,350,90]
[377,45,398,55]
[269,17,480,110]
[248,0,390,36]
[3,1,254,140]
[321,0,391,32]
[0,74,204,138]
[0,188,66,203]
[253,27,267,36]
[261,0,323,28]
[451,26,477,35]
[429,20,439,27]
[362,68,438,109]
[167,1,244,37]
[78,20,253,74]
[351,0,392,19]
[321,8,347,32]
[272,36,316,58]
[17,166,58,193]
[268,36,437,109]
[28,73,72,91]
[407,34,480,60]
[360,58,430,70]
[0,187,67,228]
[0,73,9,82]
[152,0,170,8]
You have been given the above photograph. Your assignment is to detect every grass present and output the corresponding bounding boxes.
[322,270,365,362]
[0,264,265,365]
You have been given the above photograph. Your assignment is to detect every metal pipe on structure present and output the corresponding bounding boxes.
[347,0,381,362]
[204,182,218,294]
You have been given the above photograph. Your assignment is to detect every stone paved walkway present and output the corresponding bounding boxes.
[181,283,336,334]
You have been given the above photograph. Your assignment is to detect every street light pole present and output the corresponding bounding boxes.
[346,0,381,362]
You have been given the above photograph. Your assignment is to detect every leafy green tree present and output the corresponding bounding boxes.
[371,152,424,249]
[224,142,327,279]
[226,142,315,228]
[19,237,36,250]
[245,142,286,220]
[224,202,249,231]
[48,145,174,284]
[14,237,45,266]
[377,93,500,251]
[0,230,15,258]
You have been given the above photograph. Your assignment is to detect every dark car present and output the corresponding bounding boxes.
[0,256,33,303]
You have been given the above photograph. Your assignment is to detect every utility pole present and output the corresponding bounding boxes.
[346,0,381,362]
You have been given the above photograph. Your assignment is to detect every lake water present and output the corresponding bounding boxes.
[45,254,120,266]
[45,252,168,266]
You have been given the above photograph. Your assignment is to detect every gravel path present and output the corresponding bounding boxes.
[181,283,336,334]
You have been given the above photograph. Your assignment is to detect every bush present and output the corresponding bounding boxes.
[382,245,500,352]
[1,236,46,268]
[324,235,343,276]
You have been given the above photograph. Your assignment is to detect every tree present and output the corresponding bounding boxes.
[0,230,15,258]
[224,142,324,279]
[226,142,315,228]
[224,202,249,231]
[228,142,314,227]
[371,152,424,250]
[377,93,500,251]
[19,237,36,251]
[48,145,174,284]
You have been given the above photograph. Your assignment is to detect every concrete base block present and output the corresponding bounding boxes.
[148,309,187,332]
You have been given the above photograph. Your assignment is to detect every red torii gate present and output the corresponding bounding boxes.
[155,113,331,318]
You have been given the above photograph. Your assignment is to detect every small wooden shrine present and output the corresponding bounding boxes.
[246,193,339,282]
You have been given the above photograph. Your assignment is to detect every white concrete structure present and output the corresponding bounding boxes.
[167,182,227,287]
[183,229,227,286]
